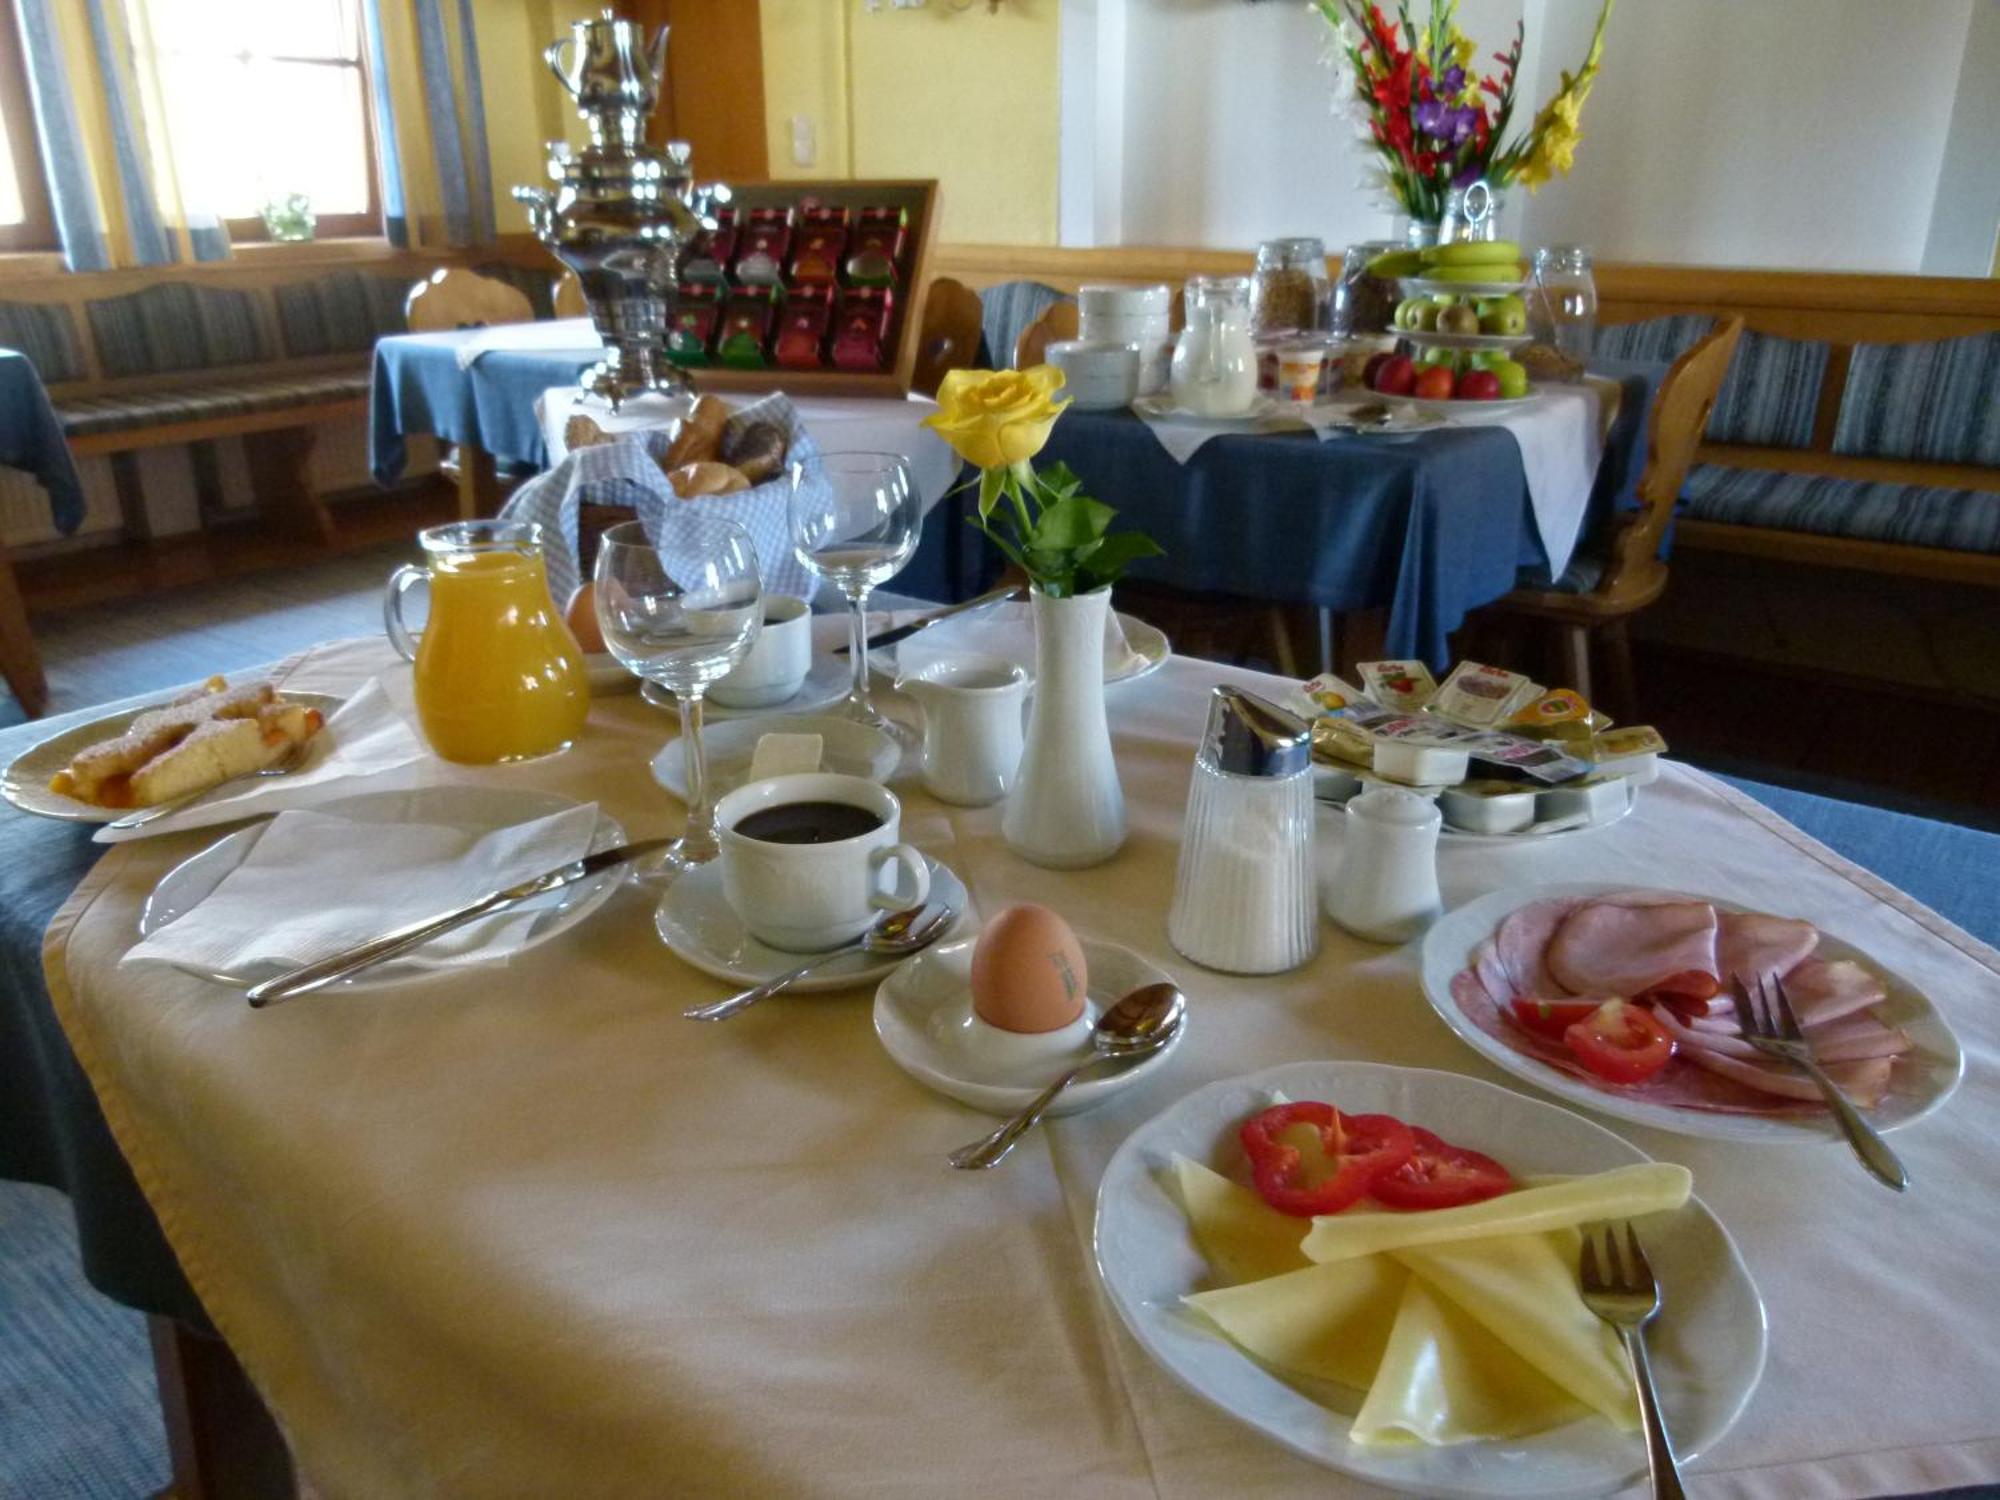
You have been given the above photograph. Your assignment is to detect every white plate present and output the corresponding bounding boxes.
[873,936,1185,1115]
[654,855,969,994]
[1398,277,1528,299]
[869,609,1170,688]
[1094,1059,1766,1499]
[4,691,345,824]
[1418,881,1967,1143]
[1315,769,1639,844]
[1400,391,1543,413]
[640,651,852,721]
[1312,403,1447,437]
[1132,393,1288,426]
[649,713,900,803]
[138,786,628,992]
[1399,329,1533,352]
[584,653,640,695]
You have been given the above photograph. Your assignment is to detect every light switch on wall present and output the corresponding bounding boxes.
[790,115,816,168]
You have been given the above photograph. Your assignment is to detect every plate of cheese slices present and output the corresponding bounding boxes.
[3,677,338,823]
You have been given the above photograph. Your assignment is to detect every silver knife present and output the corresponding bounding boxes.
[836,581,1024,654]
[243,837,673,1007]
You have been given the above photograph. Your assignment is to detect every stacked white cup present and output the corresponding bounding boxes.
[1078,284,1174,397]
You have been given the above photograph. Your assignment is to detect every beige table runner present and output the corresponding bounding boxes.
[45,636,2000,1499]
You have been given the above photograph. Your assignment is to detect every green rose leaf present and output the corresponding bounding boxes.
[1028,494,1115,552]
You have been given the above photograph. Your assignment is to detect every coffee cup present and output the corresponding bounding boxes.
[716,773,931,951]
[711,596,811,709]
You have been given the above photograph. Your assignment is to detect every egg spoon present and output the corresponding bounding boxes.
[948,983,1187,1171]
[683,903,955,1021]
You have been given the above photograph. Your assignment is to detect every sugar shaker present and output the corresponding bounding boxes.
[1168,686,1319,974]
[1324,784,1442,943]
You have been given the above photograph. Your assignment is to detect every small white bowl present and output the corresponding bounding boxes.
[1048,339,1140,411]
[1371,738,1470,786]
[1078,283,1171,319]
[1536,775,1633,826]
[1440,781,1538,833]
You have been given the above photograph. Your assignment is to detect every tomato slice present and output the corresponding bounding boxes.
[1238,1103,1415,1217]
[1563,999,1676,1084]
[1508,997,1603,1040]
[1371,1126,1515,1210]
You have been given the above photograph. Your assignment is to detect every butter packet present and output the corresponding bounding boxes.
[1310,717,1375,770]
[1508,688,1604,744]
[1357,660,1438,713]
[1588,725,1667,783]
[1431,661,1542,729]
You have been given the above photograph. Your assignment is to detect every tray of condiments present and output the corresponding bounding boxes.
[1289,659,1666,842]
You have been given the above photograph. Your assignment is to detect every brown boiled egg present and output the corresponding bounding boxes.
[970,904,1088,1034]
[565,582,606,654]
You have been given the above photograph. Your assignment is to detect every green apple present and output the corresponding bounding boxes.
[1490,358,1530,398]
[1414,346,1460,371]
[1478,295,1528,336]
[1437,303,1481,335]
[1466,350,1507,371]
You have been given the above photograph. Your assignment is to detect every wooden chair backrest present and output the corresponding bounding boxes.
[404,268,535,333]
[553,270,588,320]
[911,277,983,397]
[1014,300,1078,369]
[1597,316,1745,603]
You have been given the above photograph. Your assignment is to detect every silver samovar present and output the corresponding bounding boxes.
[514,10,721,408]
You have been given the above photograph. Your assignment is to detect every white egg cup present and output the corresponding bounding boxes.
[942,1002,1098,1085]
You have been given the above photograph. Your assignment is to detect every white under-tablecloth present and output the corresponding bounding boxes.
[43,635,2000,1499]
[453,316,605,369]
[536,386,963,512]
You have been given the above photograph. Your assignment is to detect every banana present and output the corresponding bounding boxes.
[1427,239,1522,267]
[1423,262,1526,284]
[1365,249,1428,279]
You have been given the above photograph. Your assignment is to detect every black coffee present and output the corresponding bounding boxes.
[734,800,883,846]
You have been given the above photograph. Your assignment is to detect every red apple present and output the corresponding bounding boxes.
[1457,369,1503,401]
[1362,352,1395,389]
[1413,364,1455,401]
[1373,355,1416,396]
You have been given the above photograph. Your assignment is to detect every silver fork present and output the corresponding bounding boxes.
[1733,971,1908,1192]
[1579,1222,1686,1500]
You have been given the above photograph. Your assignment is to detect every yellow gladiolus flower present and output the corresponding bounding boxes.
[923,365,1071,471]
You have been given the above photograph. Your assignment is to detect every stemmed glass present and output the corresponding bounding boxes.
[789,451,922,732]
[594,517,762,868]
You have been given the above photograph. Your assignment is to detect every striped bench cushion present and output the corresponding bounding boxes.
[1594,315,1826,449]
[56,370,369,438]
[1833,332,2000,467]
[275,271,410,358]
[1594,313,1713,365]
[978,280,1069,369]
[1682,462,2000,554]
[0,300,88,384]
[88,283,274,378]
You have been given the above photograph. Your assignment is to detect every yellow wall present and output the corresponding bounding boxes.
[479,0,603,234]
[760,0,1060,246]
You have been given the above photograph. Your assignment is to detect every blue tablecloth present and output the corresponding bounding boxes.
[0,350,85,535]
[370,330,599,485]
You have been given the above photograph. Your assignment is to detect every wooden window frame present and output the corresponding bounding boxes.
[0,0,57,253]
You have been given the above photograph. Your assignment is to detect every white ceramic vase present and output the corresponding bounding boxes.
[1001,586,1126,868]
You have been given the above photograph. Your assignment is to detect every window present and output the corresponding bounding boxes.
[0,4,55,252]
[134,0,381,240]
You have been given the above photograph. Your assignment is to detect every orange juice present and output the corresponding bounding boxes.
[412,550,589,763]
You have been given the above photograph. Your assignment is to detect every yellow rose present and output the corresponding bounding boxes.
[923,365,1071,471]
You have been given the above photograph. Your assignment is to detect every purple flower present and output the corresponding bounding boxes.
[1439,103,1480,144]
[1413,97,1448,136]
[1440,65,1466,96]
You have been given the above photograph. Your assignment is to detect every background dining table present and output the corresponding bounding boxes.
[13,627,2000,1498]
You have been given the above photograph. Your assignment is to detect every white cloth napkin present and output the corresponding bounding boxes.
[891,600,1144,681]
[1132,402,1311,464]
[454,318,605,370]
[122,803,600,974]
[1434,382,1605,580]
[95,677,428,845]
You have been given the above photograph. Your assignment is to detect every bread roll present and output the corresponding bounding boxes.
[668,461,751,499]
[564,413,613,452]
[723,423,787,485]
[662,395,731,470]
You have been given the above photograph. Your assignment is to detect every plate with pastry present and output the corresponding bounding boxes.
[5,677,339,823]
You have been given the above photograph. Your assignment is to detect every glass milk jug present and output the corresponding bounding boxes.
[1169,275,1258,417]
[384,520,590,764]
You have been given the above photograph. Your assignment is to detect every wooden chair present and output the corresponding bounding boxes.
[404,267,535,332]
[1014,300,1079,370]
[911,277,982,397]
[1483,317,1745,716]
[553,270,588,320]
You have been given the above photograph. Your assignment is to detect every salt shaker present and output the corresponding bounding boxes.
[1324,785,1442,943]
[1167,686,1318,974]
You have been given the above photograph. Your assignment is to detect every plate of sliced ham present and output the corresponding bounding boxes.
[1418,882,1965,1143]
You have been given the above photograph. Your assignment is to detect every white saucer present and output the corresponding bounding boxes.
[868,609,1171,688]
[139,786,628,992]
[654,855,969,994]
[640,651,852,722]
[873,936,1185,1116]
[649,713,900,803]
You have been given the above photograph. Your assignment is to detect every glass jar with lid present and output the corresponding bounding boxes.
[1249,237,1328,335]
[1531,245,1598,365]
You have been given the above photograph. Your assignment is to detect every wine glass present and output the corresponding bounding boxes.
[594,517,761,868]
[789,452,922,732]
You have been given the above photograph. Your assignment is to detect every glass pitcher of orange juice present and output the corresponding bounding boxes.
[384,520,590,764]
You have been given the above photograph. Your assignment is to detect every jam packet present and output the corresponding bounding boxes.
[1430,661,1542,728]
[1357,660,1438,713]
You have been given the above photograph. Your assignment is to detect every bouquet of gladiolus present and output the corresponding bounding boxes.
[1314,0,1615,221]
[922,366,1161,600]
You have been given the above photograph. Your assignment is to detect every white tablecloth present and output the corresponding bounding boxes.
[536,386,963,511]
[44,637,2000,1499]
[454,316,605,369]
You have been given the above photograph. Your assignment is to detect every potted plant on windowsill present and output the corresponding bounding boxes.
[923,366,1162,868]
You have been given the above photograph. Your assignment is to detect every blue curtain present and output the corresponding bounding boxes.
[363,0,496,249]
[12,0,111,271]
[359,0,410,247]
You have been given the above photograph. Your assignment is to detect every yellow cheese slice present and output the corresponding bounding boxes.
[1395,1234,1639,1429]
[1350,1274,1590,1445]
[1168,1155,1311,1287]
[1183,1255,1406,1390]
[1302,1163,1691,1264]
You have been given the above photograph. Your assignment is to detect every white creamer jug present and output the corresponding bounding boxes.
[1323,784,1442,943]
[899,653,1027,808]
